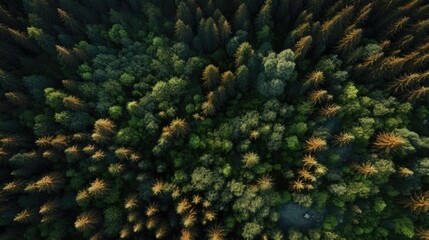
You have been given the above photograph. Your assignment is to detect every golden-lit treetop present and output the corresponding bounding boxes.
[256,174,274,190]
[87,178,108,196]
[351,161,378,176]
[417,228,429,240]
[169,118,189,137]
[75,211,99,231]
[289,179,305,192]
[207,223,225,240]
[373,132,405,153]
[305,136,327,152]
[399,192,429,213]
[333,132,355,146]
[241,152,260,168]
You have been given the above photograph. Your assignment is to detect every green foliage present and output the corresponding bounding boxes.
[116,127,140,146]
[54,111,93,131]
[373,198,387,213]
[286,135,300,150]
[45,88,66,111]
[108,106,122,120]
[242,222,262,240]
[323,215,339,231]
[119,73,135,86]
[108,24,129,44]
[1,1,429,240]
[103,207,123,236]
[256,49,296,98]
[393,217,414,238]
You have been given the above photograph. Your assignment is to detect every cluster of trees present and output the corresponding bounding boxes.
[0,0,429,239]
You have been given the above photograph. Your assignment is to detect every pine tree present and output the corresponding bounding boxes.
[289,179,305,192]
[145,203,159,217]
[0,6,18,27]
[35,172,63,192]
[256,174,274,190]
[4,91,30,106]
[120,225,131,238]
[14,209,32,223]
[57,8,80,31]
[384,17,410,39]
[398,167,414,177]
[175,20,194,45]
[319,103,341,117]
[408,86,429,99]
[305,136,327,152]
[353,3,373,27]
[94,119,116,134]
[51,135,68,150]
[133,221,144,233]
[63,95,86,110]
[234,42,254,67]
[337,28,362,54]
[306,71,324,86]
[302,154,318,168]
[399,192,429,213]
[294,35,312,59]
[242,152,260,168]
[181,228,194,240]
[56,45,74,65]
[234,3,251,32]
[351,162,378,176]
[176,198,191,214]
[255,0,273,31]
[2,180,24,192]
[124,195,139,210]
[169,118,189,137]
[309,89,329,104]
[87,178,108,196]
[202,18,219,52]
[390,71,429,93]
[75,211,99,231]
[207,223,225,240]
[39,199,59,215]
[65,145,80,158]
[373,132,405,153]
[417,228,429,240]
[202,64,221,90]
[221,71,235,97]
[177,2,193,26]
[152,180,165,196]
[155,223,168,239]
[182,209,197,227]
[202,100,216,116]
[91,150,104,161]
[333,132,354,146]
[320,5,355,44]
[298,167,317,182]
[218,20,231,44]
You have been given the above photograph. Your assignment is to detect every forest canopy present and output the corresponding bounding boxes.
[0,0,429,239]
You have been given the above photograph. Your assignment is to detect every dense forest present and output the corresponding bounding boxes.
[0,0,429,239]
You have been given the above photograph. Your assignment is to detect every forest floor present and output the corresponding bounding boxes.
[277,202,326,231]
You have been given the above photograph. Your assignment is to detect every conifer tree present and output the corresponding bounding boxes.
[175,20,194,45]
[234,3,251,32]
[202,64,221,90]
[177,2,193,26]
[75,211,99,231]
[255,0,273,31]
[235,42,254,67]
[373,132,405,153]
